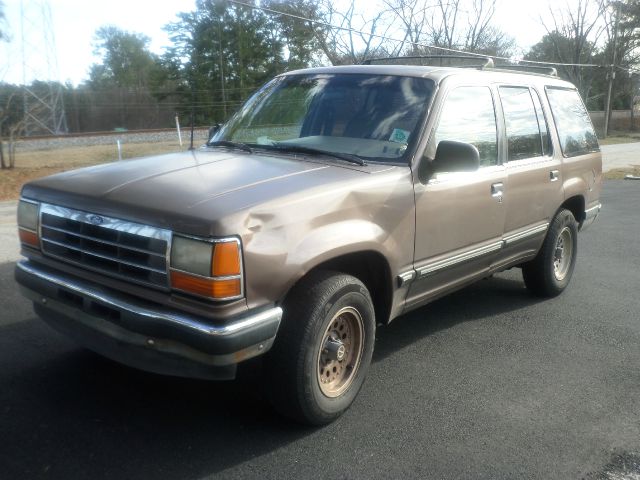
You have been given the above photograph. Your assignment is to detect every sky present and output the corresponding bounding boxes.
[1,0,196,85]
[0,0,575,86]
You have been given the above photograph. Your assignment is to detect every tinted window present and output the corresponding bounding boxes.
[434,86,498,167]
[217,74,434,162]
[499,87,542,161]
[531,89,552,156]
[546,87,599,157]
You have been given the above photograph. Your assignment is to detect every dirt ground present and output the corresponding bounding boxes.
[0,140,184,200]
[604,166,640,179]
[1,135,639,200]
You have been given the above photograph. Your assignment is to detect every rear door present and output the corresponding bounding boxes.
[493,85,563,269]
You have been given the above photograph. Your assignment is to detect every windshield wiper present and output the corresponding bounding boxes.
[207,140,253,154]
[268,143,366,166]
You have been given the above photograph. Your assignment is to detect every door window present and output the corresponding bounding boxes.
[531,89,552,156]
[499,86,544,161]
[433,86,498,167]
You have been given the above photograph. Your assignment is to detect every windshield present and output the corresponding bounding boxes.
[211,73,434,163]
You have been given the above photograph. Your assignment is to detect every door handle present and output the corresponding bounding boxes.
[491,182,504,198]
[550,170,560,182]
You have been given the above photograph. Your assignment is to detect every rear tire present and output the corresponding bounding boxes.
[264,271,375,425]
[522,209,578,297]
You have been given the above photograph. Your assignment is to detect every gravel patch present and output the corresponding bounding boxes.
[14,128,210,153]
[0,200,19,263]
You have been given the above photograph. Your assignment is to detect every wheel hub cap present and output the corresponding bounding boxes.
[553,227,573,281]
[317,306,365,398]
[324,338,346,361]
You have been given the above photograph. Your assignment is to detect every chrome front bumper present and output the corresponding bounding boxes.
[15,260,282,380]
[580,203,602,231]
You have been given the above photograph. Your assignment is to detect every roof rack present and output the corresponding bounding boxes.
[492,64,558,77]
[362,55,494,69]
[361,55,559,77]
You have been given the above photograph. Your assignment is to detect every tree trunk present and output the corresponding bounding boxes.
[0,138,6,169]
[8,131,16,169]
[8,140,16,169]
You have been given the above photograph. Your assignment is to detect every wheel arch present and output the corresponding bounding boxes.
[282,250,394,326]
[559,195,585,224]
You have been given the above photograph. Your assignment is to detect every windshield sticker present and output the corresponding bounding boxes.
[389,128,410,144]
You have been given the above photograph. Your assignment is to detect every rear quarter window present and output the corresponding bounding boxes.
[546,87,599,157]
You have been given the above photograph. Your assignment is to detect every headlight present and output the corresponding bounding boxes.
[170,235,242,300]
[17,199,40,249]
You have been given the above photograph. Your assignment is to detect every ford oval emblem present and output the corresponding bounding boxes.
[88,215,104,225]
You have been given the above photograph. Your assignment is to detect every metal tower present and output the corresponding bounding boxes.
[20,0,67,135]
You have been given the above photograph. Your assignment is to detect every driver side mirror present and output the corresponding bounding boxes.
[419,140,480,183]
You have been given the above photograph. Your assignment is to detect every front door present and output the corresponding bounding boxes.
[407,84,506,308]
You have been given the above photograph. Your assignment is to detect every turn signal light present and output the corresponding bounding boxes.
[170,270,242,299]
[18,228,39,248]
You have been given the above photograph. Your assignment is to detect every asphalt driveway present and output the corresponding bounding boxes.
[1,181,639,479]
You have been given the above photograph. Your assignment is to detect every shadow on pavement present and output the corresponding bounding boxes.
[373,271,541,362]
[0,260,311,479]
[0,260,541,479]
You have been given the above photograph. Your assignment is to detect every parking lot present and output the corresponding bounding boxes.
[1,179,639,479]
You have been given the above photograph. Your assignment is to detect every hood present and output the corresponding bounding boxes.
[22,148,395,236]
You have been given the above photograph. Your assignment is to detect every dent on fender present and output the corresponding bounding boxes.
[241,171,415,308]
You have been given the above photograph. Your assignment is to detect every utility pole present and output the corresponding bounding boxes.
[217,20,227,119]
[603,2,620,139]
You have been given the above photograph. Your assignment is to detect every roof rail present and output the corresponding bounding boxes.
[362,55,495,69]
[361,55,560,77]
[492,64,558,77]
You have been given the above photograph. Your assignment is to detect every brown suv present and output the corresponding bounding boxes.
[15,62,602,425]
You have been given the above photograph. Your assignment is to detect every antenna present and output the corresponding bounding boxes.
[20,0,68,136]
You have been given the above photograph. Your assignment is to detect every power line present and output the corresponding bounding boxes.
[227,0,610,70]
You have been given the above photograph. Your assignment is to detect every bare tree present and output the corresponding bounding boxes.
[432,0,462,50]
[463,0,515,55]
[384,0,514,57]
[314,0,396,64]
[539,0,606,95]
[598,0,640,130]
[0,92,18,169]
[383,0,435,54]
[0,0,7,43]
[0,91,35,170]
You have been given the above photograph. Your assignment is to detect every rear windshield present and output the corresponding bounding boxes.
[546,87,599,157]
[213,73,434,163]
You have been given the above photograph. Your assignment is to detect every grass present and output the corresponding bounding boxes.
[0,140,185,201]
[598,131,640,145]
[603,166,640,180]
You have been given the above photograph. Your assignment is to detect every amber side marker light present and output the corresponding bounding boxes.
[170,270,242,299]
[18,228,39,248]
[212,241,241,276]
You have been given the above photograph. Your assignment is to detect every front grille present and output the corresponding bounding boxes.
[39,204,172,290]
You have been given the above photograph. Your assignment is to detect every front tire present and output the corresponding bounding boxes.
[265,271,375,425]
[522,209,578,297]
